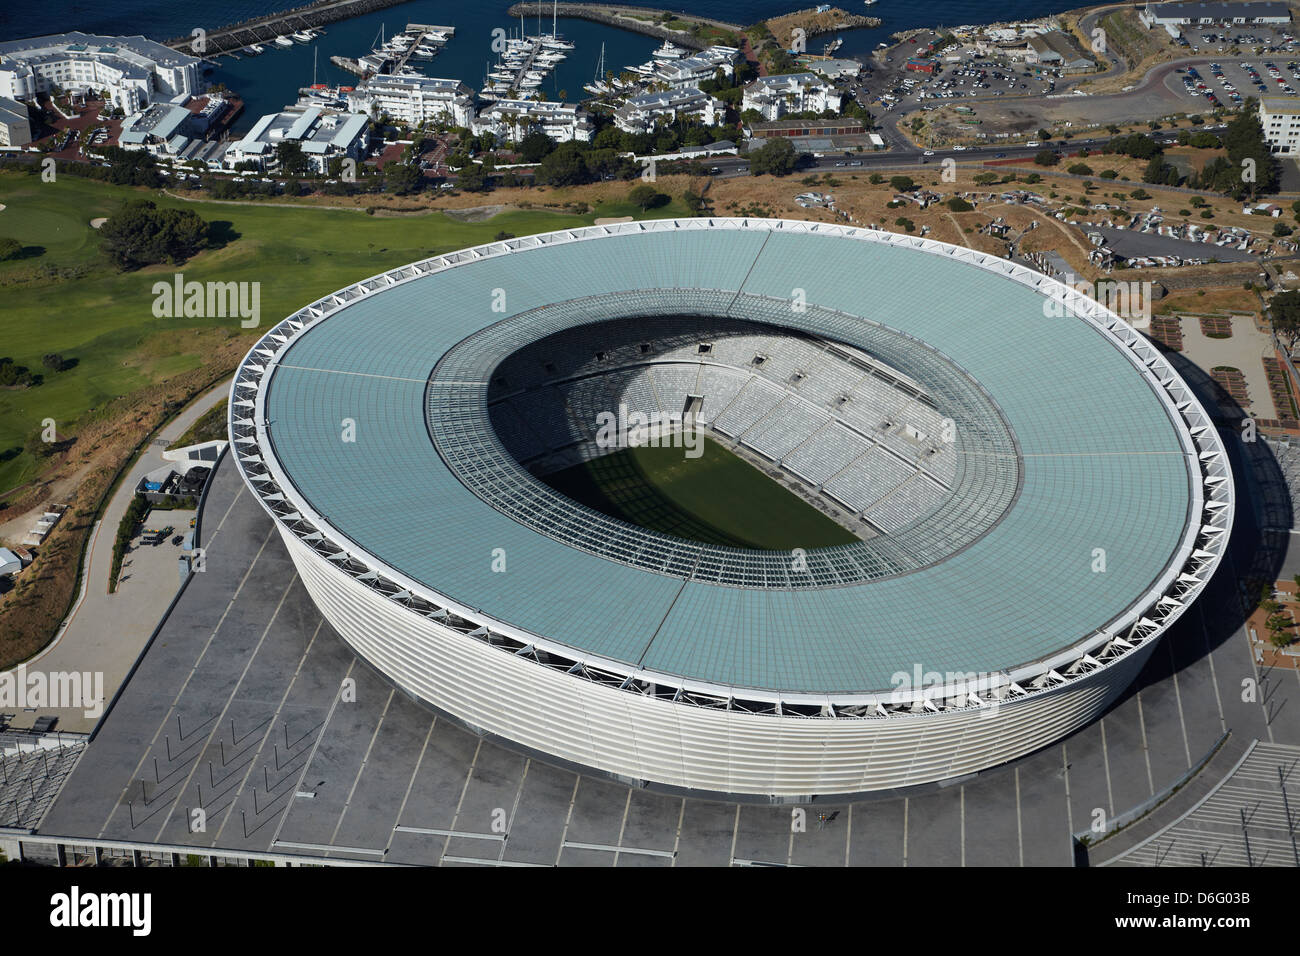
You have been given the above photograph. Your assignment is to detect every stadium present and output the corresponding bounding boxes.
[229,218,1232,798]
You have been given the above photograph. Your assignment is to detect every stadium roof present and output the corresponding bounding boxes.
[250,221,1207,696]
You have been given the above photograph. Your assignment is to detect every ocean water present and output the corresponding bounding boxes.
[0,0,1079,131]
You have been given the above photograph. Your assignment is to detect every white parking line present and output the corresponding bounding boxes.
[1015,767,1024,867]
[384,717,436,855]
[1136,689,1156,797]
[327,688,395,849]
[554,777,580,867]
[440,738,482,865]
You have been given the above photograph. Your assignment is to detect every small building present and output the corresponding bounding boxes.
[802,58,863,81]
[905,58,937,74]
[118,102,191,155]
[0,548,23,577]
[224,106,370,173]
[745,118,867,138]
[0,95,32,146]
[1025,31,1096,73]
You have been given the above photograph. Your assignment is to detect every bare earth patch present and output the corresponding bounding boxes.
[89,217,107,229]
[442,204,508,223]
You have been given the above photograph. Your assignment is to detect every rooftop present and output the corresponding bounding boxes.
[252,222,1202,696]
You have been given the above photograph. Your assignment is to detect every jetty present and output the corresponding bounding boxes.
[506,2,744,50]
[162,0,411,56]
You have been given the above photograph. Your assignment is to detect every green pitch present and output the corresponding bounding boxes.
[543,435,857,550]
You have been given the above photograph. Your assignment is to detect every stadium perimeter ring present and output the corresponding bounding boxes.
[230,218,1232,798]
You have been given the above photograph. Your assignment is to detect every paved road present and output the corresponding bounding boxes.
[0,379,231,734]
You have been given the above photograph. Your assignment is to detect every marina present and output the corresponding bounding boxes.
[330,23,454,78]
[481,2,575,100]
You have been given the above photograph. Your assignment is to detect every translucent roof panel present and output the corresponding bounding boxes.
[262,224,1194,695]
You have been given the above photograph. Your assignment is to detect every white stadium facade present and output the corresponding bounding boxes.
[230,219,1232,799]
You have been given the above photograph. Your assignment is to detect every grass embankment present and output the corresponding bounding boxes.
[0,170,680,667]
[544,436,856,549]
[168,399,228,450]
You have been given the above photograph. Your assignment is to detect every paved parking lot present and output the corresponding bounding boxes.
[30,430,1300,865]
[1108,741,1300,867]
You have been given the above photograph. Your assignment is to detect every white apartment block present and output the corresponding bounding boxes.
[654,46,741,88]
[741,73,843,121]
[347,75,474,127]
[0,32,198,114]
[614,87,725,133]
[471,99,592,143]
[1261,95,1300,155]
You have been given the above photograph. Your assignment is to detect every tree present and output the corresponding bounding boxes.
[1268,289,1300,351]
[455,163,492,193]
[42,353,68,372]
[1034,150,1059,166]
[275,140,310,177]
[888,175,915,192]
[536,142,594,186]
[946,197,973,212]
[382,163,422,195]
[98,199,211,270]
[518,131,555,163]
[0,237,23,260]
[747,137,798,177]
[1067,162,1093,175]
[628,183,665,210]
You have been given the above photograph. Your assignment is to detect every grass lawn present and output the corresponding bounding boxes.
[0,171,605,494]
[543,436,856,549]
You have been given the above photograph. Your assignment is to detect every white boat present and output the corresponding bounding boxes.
[583,81,609,96]
[414,44,438,57]
[652,40,687,60]
[250,43,266,54]
[627,61,655,75]
[291,31,313,44]
[427,31,452,43]
[519,77,542,88]
[488,70,514,81]
[540,35,574,51]
[524,69,546,80]
[242,45,261,56]
[274,36,294,48]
